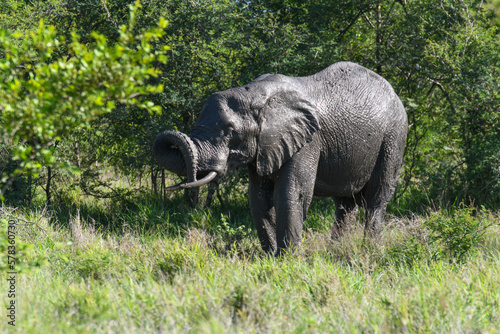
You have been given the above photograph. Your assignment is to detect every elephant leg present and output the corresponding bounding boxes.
[248,166,277,254]
[362,181,393,238]
[362,134,405,237]
[331,196,358,240]
[274,148,319,255]
[364,203,387,237]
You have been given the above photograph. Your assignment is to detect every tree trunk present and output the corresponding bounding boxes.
[46,166,52,206]
[375,0,383,74]
[151,167,158,195]
[161,169,166,201]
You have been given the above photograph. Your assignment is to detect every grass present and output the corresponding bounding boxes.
[1,191,499,333]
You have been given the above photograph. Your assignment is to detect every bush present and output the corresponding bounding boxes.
[424,206,494,263]
[0,1,167,201]
[387,234,431,268]
[0,212,39,273]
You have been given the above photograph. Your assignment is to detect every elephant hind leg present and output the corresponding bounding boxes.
[332,196,358,240]
[362,180,397,238]
[362,131,405,237]
[363,203,387,237]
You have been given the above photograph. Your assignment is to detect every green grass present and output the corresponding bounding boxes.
[1,193,499,333]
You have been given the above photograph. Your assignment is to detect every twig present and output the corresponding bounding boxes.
[9,214,48,237]
[100,0,119,30]
[0,206,49,237]
[427,78,457,114]
[363,13,375,28]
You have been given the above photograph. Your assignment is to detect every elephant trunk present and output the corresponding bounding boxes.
[153,130,217,190]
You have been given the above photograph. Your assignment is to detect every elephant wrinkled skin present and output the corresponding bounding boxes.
[153,62,408,255]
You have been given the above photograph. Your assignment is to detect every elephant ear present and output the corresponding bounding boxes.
[256,88,320,176]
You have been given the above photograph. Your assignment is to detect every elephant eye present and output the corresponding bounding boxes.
[229,128,244,144]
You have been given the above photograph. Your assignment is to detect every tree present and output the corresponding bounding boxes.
[0,1,167,202]
[3,0,497,210]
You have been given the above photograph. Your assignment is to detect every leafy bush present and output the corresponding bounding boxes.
[216,214,253,248]
[386,207,496,266]
[0,1,167,200]
[424,207,494,263]
[0,213,39,273]
[387,234,431,268]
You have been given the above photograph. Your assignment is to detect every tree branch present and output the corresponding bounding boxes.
[100,0,119,30]
[427,78,457,114]
[337,2,376,44]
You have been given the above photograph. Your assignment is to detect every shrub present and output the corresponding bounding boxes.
[387,234,431,267]
[0,213,38,273]
[424,206,494,263]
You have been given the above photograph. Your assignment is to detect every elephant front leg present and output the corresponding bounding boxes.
[249,166,277,254]
[274,148,319,255]
[274,191,310,254]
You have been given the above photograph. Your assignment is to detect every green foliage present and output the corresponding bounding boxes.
[0,1,167,199]
[369,0,500,209]
[216,213,253,252]
[485,0,500,26]
[425,207,495,262]
[422,9,500,206]
[387,206,496,267]
[1,0,498,209]
[0,216,39,273]
[0,0,67,33]
[387,234,431,268]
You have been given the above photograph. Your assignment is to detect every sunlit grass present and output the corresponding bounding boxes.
[1,193,499,333]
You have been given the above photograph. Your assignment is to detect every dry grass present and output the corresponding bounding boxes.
[1,204,499,333]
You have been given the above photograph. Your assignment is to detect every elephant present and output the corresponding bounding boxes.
[153,62,408,255]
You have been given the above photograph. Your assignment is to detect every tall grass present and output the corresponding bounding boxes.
[1,191,499,333]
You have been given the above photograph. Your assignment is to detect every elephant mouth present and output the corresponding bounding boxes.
[153,130,218,191]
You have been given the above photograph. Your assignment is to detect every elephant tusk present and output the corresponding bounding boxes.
[166,171,217,191]
[165,180,186,191]
[166,179,187,191]
[180,171,217,189]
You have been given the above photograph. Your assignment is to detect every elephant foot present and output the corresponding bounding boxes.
[363,223,382,239]
[275,244,300,257]
[363,207,385,239]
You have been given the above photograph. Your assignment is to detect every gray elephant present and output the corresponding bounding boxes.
[154,62,407,255]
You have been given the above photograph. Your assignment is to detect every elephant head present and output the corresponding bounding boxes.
[153,76,321,190]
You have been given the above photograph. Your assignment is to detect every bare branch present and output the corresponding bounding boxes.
[100,0,119,30]
[427,78,457,114]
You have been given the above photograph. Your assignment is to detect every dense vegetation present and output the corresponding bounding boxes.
[1,0,499,209]
[0,0,499,332]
